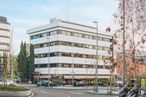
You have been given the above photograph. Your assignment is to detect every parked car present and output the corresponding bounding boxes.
[115,80,123,87]
[75,81,85,87]
[37,81,48,87]
[48,82,58,87]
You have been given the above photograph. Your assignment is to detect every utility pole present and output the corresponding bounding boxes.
[93,21,98,92]
[47,37,50,83]
[122,0,126,86]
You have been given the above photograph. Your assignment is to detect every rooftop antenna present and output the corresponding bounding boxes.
[66,0,69,21]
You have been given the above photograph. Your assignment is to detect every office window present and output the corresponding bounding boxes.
[40,64,48,68]
[98,37,102,41]
[77,33,82,37]
[66,31,71,36]
[50,42,58,46]
[62,64,71,67]
[47,32,50,36]
[61,31,66,35]
[84,35,89,39]
[98,65,103,69]
[50,64,57,67]
[74,33,78,37]
[88,35,93,39]
[103,38,110,42]
[103,47,110,51]
[61,53,71,57]
[88,45,93,49]
[74,64,82,68]
[50,31,58,35]
[62,42,71,46]
[98,46,102,50]
[50,52,59,57]
[33,45,40,48]
[44,43,48,47]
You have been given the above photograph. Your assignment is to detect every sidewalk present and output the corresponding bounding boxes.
[88,89,119,96]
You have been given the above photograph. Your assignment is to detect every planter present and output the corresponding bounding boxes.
[0,89,32,97]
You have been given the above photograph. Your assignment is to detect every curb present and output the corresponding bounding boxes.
[88,91,119,96]
[28,92,34,97]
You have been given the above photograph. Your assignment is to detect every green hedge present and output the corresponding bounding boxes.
[0,85,29,91]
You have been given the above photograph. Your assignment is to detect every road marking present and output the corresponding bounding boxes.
[40,91,49,94]
[70,91,83,95]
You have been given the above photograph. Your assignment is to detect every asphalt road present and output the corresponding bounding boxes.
[27,86,118,97]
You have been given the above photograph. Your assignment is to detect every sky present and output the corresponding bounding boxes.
[0,0,117,54]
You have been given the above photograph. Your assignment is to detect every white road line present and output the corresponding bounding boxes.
[70,91,83,95]
[40,91,49,94]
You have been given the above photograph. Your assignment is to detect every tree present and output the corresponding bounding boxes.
[27,44,35,82]
[113,0,146,85]
[2,52,8,85]
[17,42,35,82]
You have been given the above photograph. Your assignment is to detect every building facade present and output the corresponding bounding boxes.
[116,51,146,80]
[28,19,113,83]
[0,16,11,78]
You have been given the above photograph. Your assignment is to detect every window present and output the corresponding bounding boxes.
[62,42,71,46]
[50,42,58,46]
[84,35,89,39]
[40,64,48,68]
[74,33,78,37]
[74,64,82,68]
[61,53,71,57]
[35,55,40,58]
[88,35,93,39]
[50,64,57,67]
[50,31,58,35]
[98,65,103,69]
[40,44,43,47]
[50,52,59,57]
[98,46,102,50]
[98,37,102,41]
[103,47,110,51]
[66,31,71,36]
[103,38,110,42]
[44,43,48,47]
[61,31,66,35]
[77,33,82,37]
[62,64,71,67]
[47,32,50,36]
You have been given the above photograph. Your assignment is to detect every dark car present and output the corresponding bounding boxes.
[49,82,58,87]
[37,81,48,87]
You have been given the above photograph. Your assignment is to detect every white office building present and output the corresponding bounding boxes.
[28,19,113,83]
[0,16,11,64]
[0,16,11,80]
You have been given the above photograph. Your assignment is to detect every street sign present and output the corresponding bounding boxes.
[141,77,145,88]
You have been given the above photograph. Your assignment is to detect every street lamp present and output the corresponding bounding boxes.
[46,37,50,83]
[85,60,88,90]
[72,53,74,86]
[93,21,98,92]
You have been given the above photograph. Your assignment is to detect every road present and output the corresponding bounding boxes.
[26,86,118,97]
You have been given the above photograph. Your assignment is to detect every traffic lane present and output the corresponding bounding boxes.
[30,87,118,97]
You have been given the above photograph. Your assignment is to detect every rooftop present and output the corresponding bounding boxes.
[0,16,9,24]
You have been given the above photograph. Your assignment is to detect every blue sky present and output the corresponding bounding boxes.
[0,0,117,54]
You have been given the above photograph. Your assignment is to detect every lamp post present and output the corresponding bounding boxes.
[72,54,74,86]
[122,0,126,86]
[93,21,98,92]
[46,37,50,82]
